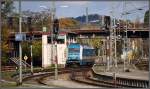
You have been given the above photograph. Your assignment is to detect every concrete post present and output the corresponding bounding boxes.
[42,35,52,68]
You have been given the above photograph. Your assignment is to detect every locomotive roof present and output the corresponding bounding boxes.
[68,43,94,49]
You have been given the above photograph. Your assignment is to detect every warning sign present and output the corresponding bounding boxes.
[24,55,28,61]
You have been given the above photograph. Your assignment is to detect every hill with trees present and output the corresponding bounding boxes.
[144,10,149,27]
[75,14,101,24]
[59,17,80,29]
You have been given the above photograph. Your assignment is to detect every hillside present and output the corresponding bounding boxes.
[74,14,102,24]
[59,14,103,29]
[59,18,80,29]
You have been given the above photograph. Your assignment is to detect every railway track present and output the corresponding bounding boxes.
[22,68,90,85]
[12,68,71,85]
[70,69,118,88]
[91,69,149,88]
[11,67,149,88]
[70,68,149,88]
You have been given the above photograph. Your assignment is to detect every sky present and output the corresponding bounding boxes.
[13,0,149,22]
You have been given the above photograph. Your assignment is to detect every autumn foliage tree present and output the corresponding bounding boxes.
[1,0,14,65]
[77,38,103,56]
[59,18,80,29]
[144,10,149,27]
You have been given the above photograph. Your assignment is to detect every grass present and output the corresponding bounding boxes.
[1,81,34,88]
[1,66,56,80]
[1,82,17,88]
[2,71,16,81]
[1,66,65,88]
[1,71,19,88]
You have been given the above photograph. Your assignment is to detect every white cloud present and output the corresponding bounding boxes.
[60,5,69,8]
[57,1,90,6]
[65,1,90,5]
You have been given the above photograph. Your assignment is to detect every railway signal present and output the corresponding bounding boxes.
[104,16,111,30]
[53,18,59,37]
[27,17,32,25]
[27,17,32,31]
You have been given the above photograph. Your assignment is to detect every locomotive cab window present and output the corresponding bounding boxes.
[69,48,80,53]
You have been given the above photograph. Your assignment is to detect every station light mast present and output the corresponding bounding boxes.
[110,6,117,72]
[0,1,2,84]
[86,7,89,25]
[51,1,58,80]
[19,0,23,85]
[123,1,128,72]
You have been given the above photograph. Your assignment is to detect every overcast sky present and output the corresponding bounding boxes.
[13,0,149,22]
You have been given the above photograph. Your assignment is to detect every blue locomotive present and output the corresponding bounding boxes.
[66,43,96,67]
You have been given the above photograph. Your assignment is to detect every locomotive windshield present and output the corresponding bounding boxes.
[68,48,80,53]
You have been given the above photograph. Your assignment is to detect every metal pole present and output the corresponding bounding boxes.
[113,72,116,87]
[124,38,126,72]
[111,4,117,72]
[30,42,33,74]
[102,40,104,69]
[51,1,58,80]
[103,39,105,71]
[0,1,2,86]
[125,5,128,70]
[55,42,58,80]
[123,1,126,72]
[114,19,117,68]
[25,60,27,72]
[141,39,143,59]
[51,20,53,64]
[19,0,22,85]
[149,1,150,86]
[51,1,54,65]
[107,36,110,71]
[109,26,112,70]
[111,3,118,70]
[110,15,114,71]
[86,7,88,25]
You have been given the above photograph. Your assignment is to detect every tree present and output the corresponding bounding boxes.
[32,41,42,66]
[89,38,103,56]
[89,38,103,49]
[116,40,123,58]
[144,10,149,27]
[59,18,80,29]
[1,22,10,65]
[1,0,14,65]
[1,0,14,18]
[22,41,42,66]
[77,38,103,56]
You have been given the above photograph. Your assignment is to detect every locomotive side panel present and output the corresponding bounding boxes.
[66,43,96,67]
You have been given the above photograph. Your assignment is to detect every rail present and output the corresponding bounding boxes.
[91,69,149,88]
[11,67,149,88]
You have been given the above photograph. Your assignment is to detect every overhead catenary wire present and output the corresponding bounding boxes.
[121,6,148,15]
